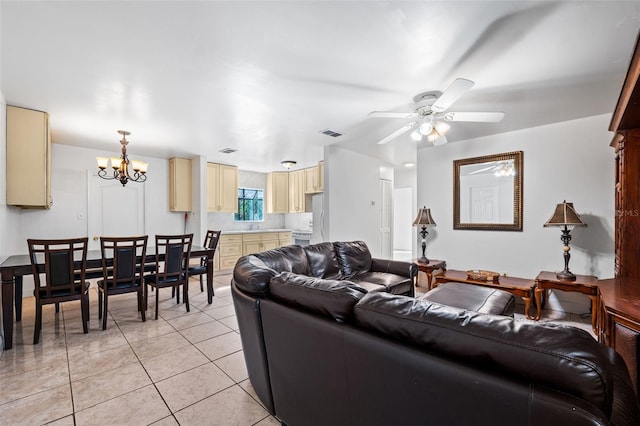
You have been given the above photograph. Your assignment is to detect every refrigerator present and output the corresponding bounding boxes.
[311,193,325,244]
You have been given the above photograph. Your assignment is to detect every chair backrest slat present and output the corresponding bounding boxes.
[28,237,89,299]
[155,234,193,284]
[201,230,221,266]
[100,235,148,289]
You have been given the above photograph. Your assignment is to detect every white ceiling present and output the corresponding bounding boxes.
[1,1,639,173]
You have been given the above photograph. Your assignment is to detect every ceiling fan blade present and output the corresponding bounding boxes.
[443,111,505,122]
[431,78,474,112]
[432,134,449,146]
[377,121,418,145]
[368,111,417,119]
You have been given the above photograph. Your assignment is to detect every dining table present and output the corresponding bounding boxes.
[0,245,215,350]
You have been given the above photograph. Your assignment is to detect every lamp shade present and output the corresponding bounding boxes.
[543,201,587,227]
[413,207,436,227]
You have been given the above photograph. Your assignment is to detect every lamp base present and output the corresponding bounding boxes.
[417,256,429,264]
[556,270,577,281]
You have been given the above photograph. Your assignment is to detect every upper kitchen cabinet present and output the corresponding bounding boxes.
[169,157,192,212]
[6,106,52,208]
[304,161,324,194]
[207,162,238,212]
[266,171,289,213]
[288,169,307,213]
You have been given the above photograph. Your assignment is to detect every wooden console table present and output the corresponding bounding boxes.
[534,271,599,331]
[414,259,446,291]
[434,269,536,319]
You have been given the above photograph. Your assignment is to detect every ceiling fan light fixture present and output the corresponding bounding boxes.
[427,130,441,143]
[281,160,297,170]
[410,129,423,141]
[434,121,450,134]
[419,122,433,135]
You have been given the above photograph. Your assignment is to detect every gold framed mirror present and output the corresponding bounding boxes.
[453,151,523,231]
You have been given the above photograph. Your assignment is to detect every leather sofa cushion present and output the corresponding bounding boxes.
[270,272,366,323]
[351,272,413,295]
[255,245,310,275]
[303,242,342,280]
[420,283,515,317]
[232,255,278,297]
[334,241,372,279]
[354,292,615,417]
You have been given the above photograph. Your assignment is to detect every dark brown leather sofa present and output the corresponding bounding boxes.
[231,241,640,426]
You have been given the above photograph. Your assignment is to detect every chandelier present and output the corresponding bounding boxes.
[96,130,148,187]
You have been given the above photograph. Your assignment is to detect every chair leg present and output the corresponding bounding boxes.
[82,294,89,334]
[102,293,108,331]
[55,302,60,313]
[139,290,146,322]
[98,290,103,319]
[155,286,159,320]
[184,281,190,313]
[33,302,42,344]
[176,285,180,304]
[200,274,204,292]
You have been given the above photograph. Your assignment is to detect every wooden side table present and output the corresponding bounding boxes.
[415,259,446,291]
[534,271,599,331]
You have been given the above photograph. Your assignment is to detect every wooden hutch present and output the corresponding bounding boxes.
[599,33,640,396]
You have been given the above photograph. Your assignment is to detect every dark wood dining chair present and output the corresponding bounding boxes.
[27,237,90,344]
[188,230,221,292]
[144,234,193,320]
[97,235,148,330]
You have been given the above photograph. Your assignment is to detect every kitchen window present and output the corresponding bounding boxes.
[235,188,263,221]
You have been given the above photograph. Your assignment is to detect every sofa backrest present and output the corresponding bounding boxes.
[303,242,342,279]
[353,292,615,418]
[334,241,372,278]
[233,245,310,296]
[270,272,366,322]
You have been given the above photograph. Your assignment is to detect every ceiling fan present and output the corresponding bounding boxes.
[369,78,504,146]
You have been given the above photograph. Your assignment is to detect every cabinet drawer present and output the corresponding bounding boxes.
[220,243,242,256]
[243,232,279,242]
[220,234,243,244]
[220,255,241,270]
[278,232,292,240]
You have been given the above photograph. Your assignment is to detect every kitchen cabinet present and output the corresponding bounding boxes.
[6,106,52,208]
[243,232,279,255]
[304,163,324,194]
[317,160,324,192]
[288,169,307,213]
[218,234,243,270]
[278,232,292,247]
[207,162,238,212]
[266,172,289,213]
[169,157,192,212]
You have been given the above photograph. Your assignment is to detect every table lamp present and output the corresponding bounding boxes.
[413,206,436,264]
[544,200,587,281]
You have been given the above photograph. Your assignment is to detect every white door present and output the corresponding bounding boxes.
[380,179,392,259]
[88,174,146,249]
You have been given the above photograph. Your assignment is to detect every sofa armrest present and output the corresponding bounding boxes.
[370,258,417,280]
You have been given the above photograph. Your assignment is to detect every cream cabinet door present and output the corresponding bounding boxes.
[219,164,238,212]
[6,106,52,208]
[288,170,306,213]
[207,162,238,212]
[169,158,192,212]
[317,161,324,192]
[266,172,289,213]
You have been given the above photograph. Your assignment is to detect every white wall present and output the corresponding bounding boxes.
[324,145,383,256]
[418,114,614,313]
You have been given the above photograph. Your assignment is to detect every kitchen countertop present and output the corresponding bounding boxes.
[221,229,292,234]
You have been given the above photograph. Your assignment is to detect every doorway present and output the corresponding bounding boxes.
[393,187,412,261]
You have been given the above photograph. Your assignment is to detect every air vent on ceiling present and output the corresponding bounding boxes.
[319,129,342,138]
[219,148,237,154]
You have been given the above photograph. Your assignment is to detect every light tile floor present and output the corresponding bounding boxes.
[0,272,280,426]
[1,274,594,425]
